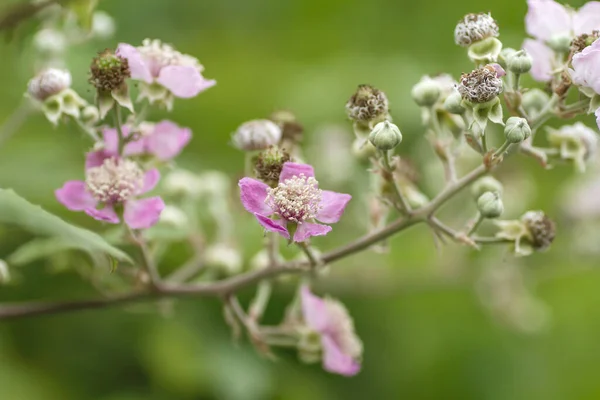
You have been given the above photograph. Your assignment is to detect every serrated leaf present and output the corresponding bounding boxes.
[0,188,132,264]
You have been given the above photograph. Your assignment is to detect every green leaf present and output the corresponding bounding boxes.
[8,237,80,266]
[0,189,132,264]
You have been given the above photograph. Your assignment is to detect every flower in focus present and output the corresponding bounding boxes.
[232,119,282,151]
[239,162,351,242]
[116,39,216,110]
[27,68,87,125]
[569,38,600,124]
[86,120,192,167]
[546,122,599,172]
[345,84,390,127]
[55,157,164,229]
[458,64,504,104]
[299,286,362,376]
[495,210,556,256]
[523,0,600,81]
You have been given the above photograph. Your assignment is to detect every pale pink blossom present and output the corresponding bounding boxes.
[570,38,600,94]
[238,163,351,242]
[300,286,362,376]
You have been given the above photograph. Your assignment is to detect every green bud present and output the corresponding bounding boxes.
[471,176,503,199]
[498,48,517,69]
[547,34,572,53]
[504,117,531,144]
[369,121,402,151]
[411,78,441,107]
[507,50,533,74]
[443,90,466,114]
[521,89,550,117]
[477,191,504,219]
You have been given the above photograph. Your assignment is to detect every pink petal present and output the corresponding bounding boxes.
[574,2,600,36]
[85,150,113,169]
[85,206,120,224]
[123,197,165,229]
[279,162,315,183]
[102,127,121,153]
[490,63,506,78]
[123,137,147,156]
[525,0,572,41]
[139,169,160,195]
[523,39,554,82]
[254,213,290,239]
[156,65,214,98]
[55,181,97,211]
[116,43,153,83]
[571,40,600,93]
[596,108,600,130]
[293,222,331,242]
[300,285,329,332]
[145,120,192,160]
[239,177,272,215]
[321,335,361,376]
[317,191,351,224]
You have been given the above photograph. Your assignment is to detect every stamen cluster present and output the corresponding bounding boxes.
[266,174,322,222]
[86,158,144,203]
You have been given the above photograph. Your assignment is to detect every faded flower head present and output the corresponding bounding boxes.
[239,163,351,242]
[458,64,504,104]
[232,119,282,151]
[345,84,389,124]
[547,122,599,172]
[85,158,144,204]
[495,210,556,256]
[300,286,362,376]
[254,145,291,186]
[89,49,130,92]
[454,13,499,47]
[27,68,71,101]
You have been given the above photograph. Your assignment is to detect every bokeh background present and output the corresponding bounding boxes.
[1,0,600,399]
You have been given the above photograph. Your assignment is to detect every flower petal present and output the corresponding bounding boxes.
[55,181,97,211]
[145,120,192,160]
[156,65,215,98]
[85,150,111,169]
[116,43,153,83]
[300,285,329,332]
[523,39,554,82]
[525,0,572,41]
[321,335,361,376]
[239,177,272,215]
[254,213,290,239]
[123,197,165,229]
[571,40,600,93]
[596,108,600,130]
[293,222,331,242]
[279,162,315,183]
[85,206,120,224]
[139,169,160,195]
[317,191,351,224]
[574,2,600,36]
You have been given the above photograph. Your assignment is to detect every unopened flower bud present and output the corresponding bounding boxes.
[91,11,116,39]
[89,49,130,92]
[411,77,441,107]
[232,119,282,151]
[458,65,503,104]
[369,121,402,151]
[504,117,531,143]
[454,13,499,47]
[498,48,517,69]
[522,211,556,251]
[27,68,71,101]
[507,50,533,74]
[345,84,389,124]
[33,29,66,55]
[254,145,291,187]
[471,176,503,199]
[443,89,466,114]
[547,34,572,53]
[521,89,549,117]
[205,244,242,275]
[477,191,504,218]
[81,106,100,126]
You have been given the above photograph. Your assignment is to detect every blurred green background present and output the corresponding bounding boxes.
[2,0,600,399]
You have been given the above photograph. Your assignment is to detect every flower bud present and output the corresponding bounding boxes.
[89,49,130,92]
[547,34,572,53]
[411,77,441,107]
[163,169,204,198]
[81,106,100,126]
[232,119,282,151]
[504,117,531,143]
[205,244,242,275]
[507,50,533,74]
[345,84,389,124]
[522,211,555,251]
[458,65,503,104]
[27,69,71,101]
[443,89,466,114]
[158,205,188,228]
[33,29,66,55]
[521,89,549,117]
[497,48,517,69]
[91,11,116,39]
[369,121,402,151]
[454,13,499,47]
[471,176,503,199]
[254,145,291,187]
[477,191,504,218]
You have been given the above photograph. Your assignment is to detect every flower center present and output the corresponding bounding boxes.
[138,39,201,77]
[86,158,144,204]
[266,174,322,223]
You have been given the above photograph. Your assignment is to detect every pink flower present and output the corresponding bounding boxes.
[238,163,351,242]
[523,0,600,82]
[300,286,362,376]
[116,39,215,106]
[596,108,600,130]
[570,38,600,95]
[55,157,164,229]
[86,121,191,168]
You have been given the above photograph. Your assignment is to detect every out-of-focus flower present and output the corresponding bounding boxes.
[55,157,164,229]
[239,163,351,242]
[454,13,499,47]
[33,28,67,55]
[547,122,599,172]
[232,119,282,151]
[158,205,188,228]
[117,39,215,110]
[569,38,600,129]
[86,121,191,167]
[300,286,362,376]
[495,210,556,256]
[163,169,204,198]
[91,11,116,39]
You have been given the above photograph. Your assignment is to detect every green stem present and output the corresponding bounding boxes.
[481,133,488,153]
[380,150,412,215]
[467,213,484,236]
[113,107,125,156]
[493,141,512,158]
